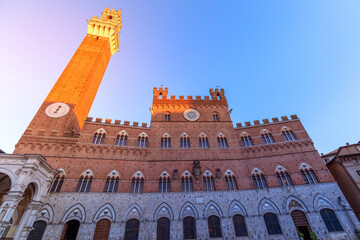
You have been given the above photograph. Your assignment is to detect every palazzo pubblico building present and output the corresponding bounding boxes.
[0,8,360,240]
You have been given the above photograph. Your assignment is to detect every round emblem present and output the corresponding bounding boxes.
[45,102,70,118]
[183,109,200,121]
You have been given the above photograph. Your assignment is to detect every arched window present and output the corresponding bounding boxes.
[208,215,222,238]
[241,133,253,147]
[156,217,170,240]
[161,133,171,148]
[282,127,296,142]
[203,171,215,191]
[300,163,318,184]
[104,171,120,193]
[137,133,148,148]
[276,166,292,187]
[217,133,228,148]
[93,219,111,240]
[180,133,191,148]
[224,170,237,191]
[131,172,144,193]
[183,216,196,239]
[199,133,209,148]
[50,170,65,192]
[252,168,267,189]
[92,129,106,144]
[124,218,140,240]
[115,131,128,146]
[233,215,248,237]
[264,213,282,235]
[181,171,193,192]
[27,220,47,240]
[213,112,219,121]
[320,209,344,232]
[75,170,93,193]
[159,172,171,193]
[165,112,171,121]
[261,130,275,144]
[60,220,80,240]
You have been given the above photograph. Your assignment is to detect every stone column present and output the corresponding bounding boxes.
[13,200,43,240]
[0,192,23,238]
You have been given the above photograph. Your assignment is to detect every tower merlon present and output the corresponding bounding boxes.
[235,115,300,129]
[87,8,122,55]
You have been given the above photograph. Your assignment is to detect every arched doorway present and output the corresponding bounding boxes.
[93,219,111,240]
[60,220,80,240]
[156,217,170,240]
[291,210,312,240]
[124,218,140,240]
[27,220,47,240]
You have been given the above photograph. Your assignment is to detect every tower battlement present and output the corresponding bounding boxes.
[235,115,299,128]
[152,87,227,102]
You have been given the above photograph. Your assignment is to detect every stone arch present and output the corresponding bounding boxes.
[258,198,281,215]
[204,201,223,218]
[93,203,116,222]
[179,202,199,220]
[228,200,248,217]
[153,202,174,221]
[285,195,309,213]
[313,194,338,212]
[35,204,54,224]
[0,169,16,189]
[94,128,107,134]
[123,203,143,221]
[61,203,86,223]
[27,179,42,200]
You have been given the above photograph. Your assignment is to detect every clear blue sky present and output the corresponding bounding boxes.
[0,0,359,154]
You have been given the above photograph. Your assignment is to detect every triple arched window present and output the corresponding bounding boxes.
[217,133,228,148]
[252,169,267,190]
[115,131,128,146]
[241,133,253,147]
[282,127,296,142]
[76,170,94,193]
[137,133,148,148]
[181,172,193,192]
[276,166,292,187]
[199,133,209,148]
[159,172,171,193]
[92,129,106,144]
[203,171,215,191]
[131,172,144,193]
[49,170,65,192]
[300,164,318,184]
[261,130,275,144]
[180,133,191,148]
[104,171,120,193]
[224,170,237,191]
[161,133,171,148]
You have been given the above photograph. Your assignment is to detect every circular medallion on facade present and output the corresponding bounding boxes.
[45,102,70,118]
[183,109,200,121]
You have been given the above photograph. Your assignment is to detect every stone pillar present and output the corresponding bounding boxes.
[13,200,43,240]
[0,192,23,238]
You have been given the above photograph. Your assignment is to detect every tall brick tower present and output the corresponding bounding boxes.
[17,8,122,141]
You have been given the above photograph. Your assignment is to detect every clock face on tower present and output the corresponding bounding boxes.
[45,102,70,118]
[183,109,200,121]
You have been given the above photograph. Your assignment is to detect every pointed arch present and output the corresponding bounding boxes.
[153,202,174,221]
[204,201,223,218]
[92,128,106,144]
[179,202,199,220]
[35,203,54,224]
[285,195,309,213]
[228,200,248,217]
[313,194,338,212]
[123,203,143,221]
[258,198,281,215]
[61,203,86,223]
[93,203,116,222]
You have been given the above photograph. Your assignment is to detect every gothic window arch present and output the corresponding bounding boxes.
[320,209,344,232]
[137,132,148,148]
[213,112,219,121]
[164,112,171,121]
[92,128,106,144]
[161,133,171,149]
[104,170,120,193]
[240,132,253,147]
[156,217,170,240]
[180,133,191,148]
[203,171,215,191]
[261,129,275,144]
[217,133,228,148]
[199,133,209,148]
[276,166,292,187]
[208,215,222,238]
[299,163,318,184]
[131,172,144,193]
[264,213,282,235]
[251,168,267,189]
[282,126,296,142]
[124,218,140,240]
[224,170,237,191]
[49,169,65,192]
[159,172,171,193]
[115,130,128,146]
[75,170,94,193]
[233,215,248,237]
[181,171,193,192]
[183,216,196,239]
